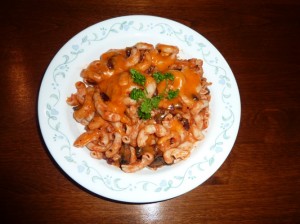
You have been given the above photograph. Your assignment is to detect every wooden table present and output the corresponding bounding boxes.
[1,0,300,223]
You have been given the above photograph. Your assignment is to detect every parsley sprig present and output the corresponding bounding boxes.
[129,88,145,100]
[153,72,179,99]
[167,89,180,99]
[130,69,146,86]
[130,88,163,120]
[129,70,180,119]
[153,72,174,83]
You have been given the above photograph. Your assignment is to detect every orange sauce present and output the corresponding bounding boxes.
[98,71,132,117]
[83,44,203,120]
[169,119,185,133]
[150,51,176,71]
[157,68,202,109]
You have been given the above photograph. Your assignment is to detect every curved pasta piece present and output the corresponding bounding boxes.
[125,47,140,67]
[156,43,179,56]
[157,131,181,152]
[74,129,102,147]
[180,95,195,108]
[105,133,122,158]
[90,151,104,159]
[80,60,106,83]
[87,142,109,153]
[133,51,152,72]
[125,106,139,124]
[66,81,86,106]
[87,115,111,130]
[190,124,204,140]
[191,100,209,116]
[111,121,126,136]
[163,142,194,164]
[74,81,87,104]
[137,124,168,147]
[134,42,154,50]
[93,91,121,122]
[124,122,140,147]
[73,87,95,125]
[193,114,204,129]
[145,76,157,98]
[66,94,79,106]
[121,135,130,144]
[163,148,190,164]
[129,146,137,164]
[200,107,210,129]
[121,152,154,173]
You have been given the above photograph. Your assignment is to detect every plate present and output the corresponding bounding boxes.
[38,15,240,203]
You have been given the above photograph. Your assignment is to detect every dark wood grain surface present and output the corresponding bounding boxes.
[1,0,300,223]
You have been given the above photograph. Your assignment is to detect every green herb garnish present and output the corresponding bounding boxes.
[130,69,146,86]
[129,88,145,100]
[167,89,180,100]
[137,96,163,120]
[164,72,175,81]
[153,72,174,83]
[138,107,151,120]
[129,70,179,120]
[129,88,164,120]
[150,95,163,108]
[153,72,165,83]
[140,98,152,114]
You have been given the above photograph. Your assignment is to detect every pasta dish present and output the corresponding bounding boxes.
[67,42,211,172]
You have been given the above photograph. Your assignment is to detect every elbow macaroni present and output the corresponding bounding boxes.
[67,42,211,173]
